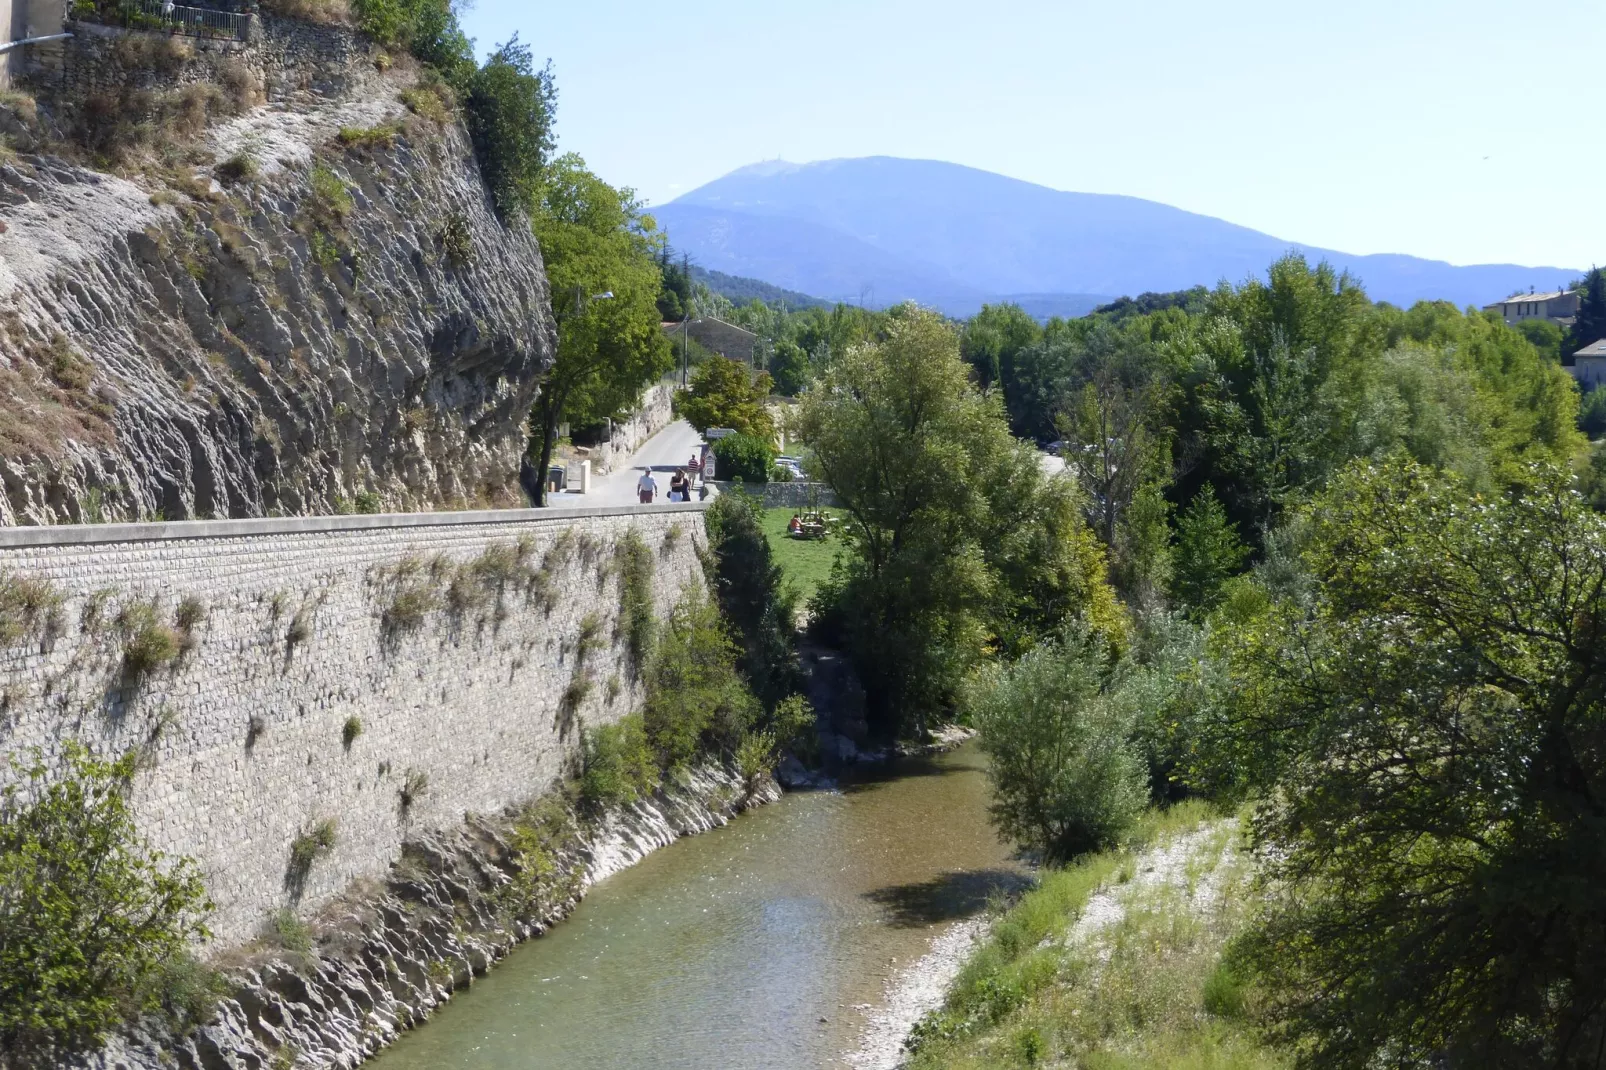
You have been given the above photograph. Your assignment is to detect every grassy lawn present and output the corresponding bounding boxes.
[761,506,841,605]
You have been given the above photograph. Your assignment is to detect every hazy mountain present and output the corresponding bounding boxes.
[688,264,832,310]
[654,157,1581,316]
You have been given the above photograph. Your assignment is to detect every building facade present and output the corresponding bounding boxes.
[1484,289,1581,327]
[1,0,65,85]
[1572,340,1606,390]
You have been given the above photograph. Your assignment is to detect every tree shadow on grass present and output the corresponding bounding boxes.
[862,868,1033,929]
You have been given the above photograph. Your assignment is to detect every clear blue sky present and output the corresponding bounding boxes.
[460,0,1602,270]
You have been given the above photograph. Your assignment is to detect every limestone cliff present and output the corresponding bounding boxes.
[0,20,555,524]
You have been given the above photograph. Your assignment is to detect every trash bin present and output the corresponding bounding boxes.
[547,465,566,492]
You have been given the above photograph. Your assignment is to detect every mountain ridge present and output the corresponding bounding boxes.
[654,156,1581,315]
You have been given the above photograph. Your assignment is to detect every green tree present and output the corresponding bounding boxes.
[676,356,775,438]
[1171,485,1247,613]
[799,309,1120,737]
[352,0,473,83]
[1214,458,1606,1068]
[1569,267,1606,357]
[768,339,810,396]
[528,155,673,506]
[0,746,213,1058]
[969,630,1148,862]
[703,492,800,711]
[465,37,557,219]
[961,302,1041,393]
[655,249,692,323]
[1056,331,1173,551]
[1515,317,1566,361]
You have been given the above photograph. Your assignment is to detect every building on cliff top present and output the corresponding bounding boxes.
[0,0,66,85]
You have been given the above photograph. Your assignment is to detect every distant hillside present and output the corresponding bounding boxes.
[689,264,832,310]
[654,157,1582,316]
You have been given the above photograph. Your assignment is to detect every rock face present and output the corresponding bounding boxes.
[0,23,554,524]
[72,765,780,1070]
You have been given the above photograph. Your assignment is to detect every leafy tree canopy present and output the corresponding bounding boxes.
[1211,458,1606,1067]
[527,154,672,503]
[677,357,775,439]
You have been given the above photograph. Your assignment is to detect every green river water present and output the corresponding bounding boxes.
[368,743,1023,1070]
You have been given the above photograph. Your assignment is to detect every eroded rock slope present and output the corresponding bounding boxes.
[0,40,553,524]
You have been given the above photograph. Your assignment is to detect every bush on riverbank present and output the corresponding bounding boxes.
[0,746,215,1062]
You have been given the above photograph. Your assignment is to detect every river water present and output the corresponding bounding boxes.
[368,742,1023,1070]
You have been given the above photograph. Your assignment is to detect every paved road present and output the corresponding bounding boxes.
[549,419,706,507]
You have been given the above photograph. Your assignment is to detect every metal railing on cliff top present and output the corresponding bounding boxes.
[91,0,253,42]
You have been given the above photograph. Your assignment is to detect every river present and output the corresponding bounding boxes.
[367,742,1023,1070]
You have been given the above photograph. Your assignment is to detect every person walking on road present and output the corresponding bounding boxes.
[636,467,658,504]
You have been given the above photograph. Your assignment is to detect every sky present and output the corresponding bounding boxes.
[459,0,1603,271]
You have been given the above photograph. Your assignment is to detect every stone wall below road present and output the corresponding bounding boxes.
[708,480,840,509]
[0,504,708,945]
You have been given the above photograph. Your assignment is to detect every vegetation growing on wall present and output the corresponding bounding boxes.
[0,745,213,1061]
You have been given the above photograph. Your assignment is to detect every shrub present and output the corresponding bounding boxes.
[215,152,258,185]
[579,715,656,810]
[307,165,353,229]
[0,745,212,1056]
[399,768,428,812]
[268,906,311,953]
[117,602,183,685]
[735,729,776,794]
[336,123,399,150]
[341,716,363,749]
[969,630,1148,862]
[642,596,761,770]
[0,573,62,648]
[614,529,656,674]
[285,819,336,897]
[703,492,799,710]
[354,490,383,514]
[435,212,474,268]
[575,611,604,664]
[400,81,453,124]
[712,432,776,484]
[383,583,437,635]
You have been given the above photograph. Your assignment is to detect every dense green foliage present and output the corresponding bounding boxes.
[640,596,762,770]
[464,39,557,219]
[969,631,1148,860]
[676,356,775,438]
[351,0,553,222]
[1206,459,1606,1067]
[711,433,776,484]
[1570,267,1606,356]
[0,746,213,1059]
[703,494,799,710]
[528,155,673,504]
[799,308,1122,738]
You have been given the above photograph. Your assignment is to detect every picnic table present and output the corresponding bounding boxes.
[791,510,839,540]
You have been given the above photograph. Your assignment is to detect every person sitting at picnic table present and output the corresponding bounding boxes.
[636,467,658,504]
[787,514,803,536]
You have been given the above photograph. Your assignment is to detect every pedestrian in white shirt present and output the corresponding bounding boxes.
[636,468,658,504]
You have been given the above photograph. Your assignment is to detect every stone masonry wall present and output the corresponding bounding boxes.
[0,503,709,946]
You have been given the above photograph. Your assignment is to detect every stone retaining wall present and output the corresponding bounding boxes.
[708,480,840,509]
[0,503,709,945]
